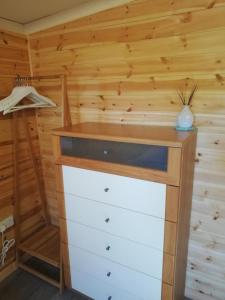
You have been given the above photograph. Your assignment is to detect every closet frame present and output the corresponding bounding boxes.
[0,74,71,292]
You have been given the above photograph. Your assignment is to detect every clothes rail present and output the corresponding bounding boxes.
[0,74,71,127]
[0,73,71,293]
[0,74,62,79]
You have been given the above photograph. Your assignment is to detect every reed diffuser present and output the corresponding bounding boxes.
[176,85,197,131]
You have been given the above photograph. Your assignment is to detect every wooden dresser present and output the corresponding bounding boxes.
[52,122,196,300]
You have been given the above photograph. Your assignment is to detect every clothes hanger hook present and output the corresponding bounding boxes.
[15,74,21,86]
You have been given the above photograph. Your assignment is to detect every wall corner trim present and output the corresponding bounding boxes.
[0,18,24,34]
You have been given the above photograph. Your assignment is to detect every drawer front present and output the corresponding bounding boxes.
[66,220,163,280]
[71,268,141,300]
[69,245,162,300]
[64,193,165,251]
[61,136,168,171]
[63,166,166,219]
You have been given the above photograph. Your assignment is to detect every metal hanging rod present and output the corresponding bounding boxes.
[0,74,63,80]
[0,74,65,87]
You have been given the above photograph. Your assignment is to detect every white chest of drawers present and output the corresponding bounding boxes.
[53,122,196,300]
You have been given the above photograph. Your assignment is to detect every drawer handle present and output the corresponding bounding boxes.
[106,245,111,251]
[103,150,109,155]
[105,218,110,223]
[104,187,109,192]
[108,297,112,300]
[107,272,111,277]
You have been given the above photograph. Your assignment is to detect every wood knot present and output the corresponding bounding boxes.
[145,34,152,40]
[206,256,212,261]
[204,190,208,196]
[213,211,220,220]
[160,57,169,64]
[215,74,224,85]
[180,37,188,48]
[207,1,216,9]
[150,76,155,84]
[180,12,192,23]
[56,40,64,51]
[193,221,202,231]
[190,262,197,270]
[126,44,132,53]
[127,70,132,78]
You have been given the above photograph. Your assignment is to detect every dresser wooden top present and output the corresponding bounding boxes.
[52,122,196,148]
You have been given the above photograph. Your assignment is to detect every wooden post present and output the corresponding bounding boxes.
[61,75,72,127]
[22,110,50,224]
[12,111,20,263]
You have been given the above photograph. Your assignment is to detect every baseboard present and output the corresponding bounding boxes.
[0,262,18,282]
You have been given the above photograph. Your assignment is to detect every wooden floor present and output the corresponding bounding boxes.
[0,268,192,300]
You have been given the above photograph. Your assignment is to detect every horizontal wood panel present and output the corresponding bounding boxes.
[28,0,225,299]
[30,0,225,39]
[30,8,225,50]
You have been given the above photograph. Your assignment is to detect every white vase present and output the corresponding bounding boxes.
[176,105,194,129]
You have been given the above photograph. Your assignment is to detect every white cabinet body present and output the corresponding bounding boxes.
[62,166,167,300]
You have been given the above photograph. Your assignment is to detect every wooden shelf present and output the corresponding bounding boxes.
[53,122,195,148]
[18,225,60,268]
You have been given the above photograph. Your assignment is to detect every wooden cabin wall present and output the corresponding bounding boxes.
[0,31,45,278]
[28,0,225,299]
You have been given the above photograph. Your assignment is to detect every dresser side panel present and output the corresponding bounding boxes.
[174,134,197,300]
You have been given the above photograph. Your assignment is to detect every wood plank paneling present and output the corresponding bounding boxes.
[27,1,225,299]
[0,31,45,275]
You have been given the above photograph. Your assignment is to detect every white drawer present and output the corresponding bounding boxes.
[71,268,141,300]
[65,193,165,251]
[66,221,163,280]
[69,245,162,300]
[62,166,166,219]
